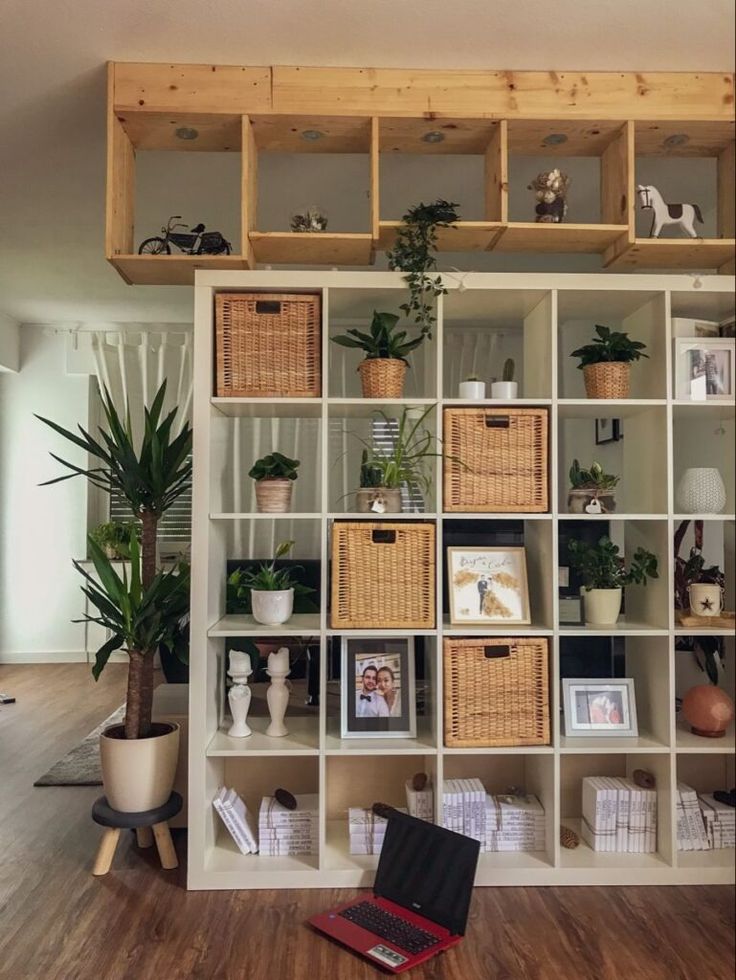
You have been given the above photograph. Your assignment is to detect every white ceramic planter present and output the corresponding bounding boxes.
[458,380,486,399]
[687,583,724,617]
[583,587,622,626]
[100,722,180,813]
[251,588,294,626]
[490,381,519,399]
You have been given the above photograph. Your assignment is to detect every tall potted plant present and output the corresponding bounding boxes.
[249,452,300,513]
[571,325,648,399]
[567,535,658,626]
[332,310,429,398]
[37,381,193,811]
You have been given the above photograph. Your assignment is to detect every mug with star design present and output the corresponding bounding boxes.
[687,583,724,617]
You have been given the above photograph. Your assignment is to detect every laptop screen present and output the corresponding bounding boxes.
[374,811,480,936]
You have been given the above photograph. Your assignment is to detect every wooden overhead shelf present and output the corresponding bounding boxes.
[495,223,629,254]
[109,254,248,286]
[604,238,736,272]
[249,232,374,265]
[378,221,504,252]
[507,119,627,156]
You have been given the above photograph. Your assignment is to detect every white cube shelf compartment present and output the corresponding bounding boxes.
[189,269,735,890]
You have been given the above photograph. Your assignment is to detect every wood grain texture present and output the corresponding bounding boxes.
[105,63,135,259]
[0,664,733,979]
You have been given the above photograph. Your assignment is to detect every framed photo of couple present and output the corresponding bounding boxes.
[340,637,416,739]
[447,547,531,626]
[562,678,638,737]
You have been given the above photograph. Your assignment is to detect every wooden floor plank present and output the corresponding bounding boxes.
[0,663,733,980]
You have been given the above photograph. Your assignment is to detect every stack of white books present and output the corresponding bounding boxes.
[405,777,433,821]
[258,793,318,856]
[676,783,710,851]
[484,793,546,853]
[698,794,736,850]
[442,778,487,842]
[212,787,258,855]
[581,776,657,853]
[348,806,408,855]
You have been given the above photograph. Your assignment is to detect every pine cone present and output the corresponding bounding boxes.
[560,825,580,849]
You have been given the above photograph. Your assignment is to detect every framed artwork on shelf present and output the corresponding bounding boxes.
[562,678,638,737]
[340,637,416,739]
[595,417,622,445]
[670,317,720,339]
[674,338,735,401]
[447,546,530,626]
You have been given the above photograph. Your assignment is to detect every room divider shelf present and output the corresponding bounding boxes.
[188,269,735,891]
[605,238,736,271]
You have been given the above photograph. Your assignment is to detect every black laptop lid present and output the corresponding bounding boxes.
[373,810,480,936]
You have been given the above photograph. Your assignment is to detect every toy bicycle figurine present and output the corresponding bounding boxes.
[138,216,232,255]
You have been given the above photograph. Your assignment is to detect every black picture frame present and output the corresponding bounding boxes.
[341,637,416,738]
[595,418,622,445]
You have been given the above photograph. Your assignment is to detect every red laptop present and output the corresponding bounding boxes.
[309,806,480,973]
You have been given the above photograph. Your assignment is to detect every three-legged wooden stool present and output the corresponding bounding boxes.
[91,792,182,876]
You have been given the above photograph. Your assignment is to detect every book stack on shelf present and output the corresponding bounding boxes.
[213,787,258,855]
[404,777,434,821]
[348,807,408,855]
[676,783,709,851]
[698,794,735,851]
[484,793,546,854]
[581,777,657,853]
[259,794,319,857]
[442,779,487,841]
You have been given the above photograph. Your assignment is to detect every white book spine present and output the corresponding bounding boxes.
[213,795,251,855]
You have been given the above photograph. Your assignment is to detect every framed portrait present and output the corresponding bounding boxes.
[671,317,720,339]
[675,338,735,401]
[595,417,622,445]
[562,678,638,737]
[447,547,530,626]
[340,637,416,739]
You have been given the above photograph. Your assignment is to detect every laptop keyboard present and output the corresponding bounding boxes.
[339,901,441,955]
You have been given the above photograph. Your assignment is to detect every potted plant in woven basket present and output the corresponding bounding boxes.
[567,459,620,514]
[249,452,300,513]
[567,535,658,626]
[571,325,648,399]
[332,310,429,398]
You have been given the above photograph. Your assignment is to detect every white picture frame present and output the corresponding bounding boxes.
[670,317,720,339]
[674,337,735,401]
[340,637,416,739]
[562,678,639,737]
[447,547,531,626]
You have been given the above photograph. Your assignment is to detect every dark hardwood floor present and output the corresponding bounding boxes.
[0,663,733,980]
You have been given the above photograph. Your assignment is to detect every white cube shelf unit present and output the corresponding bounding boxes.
[188,270,735,890]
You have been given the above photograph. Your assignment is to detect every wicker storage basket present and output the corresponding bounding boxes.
[331,522,435,629]
[443,637,550,747]
[358,358,407,398]
[443,408,549,512]
[215,292,321,397]
[583,361,630,399]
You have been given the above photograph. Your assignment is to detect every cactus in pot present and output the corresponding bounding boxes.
[491,358,518,399]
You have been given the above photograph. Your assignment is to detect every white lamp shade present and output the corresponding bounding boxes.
[676,468,727,514]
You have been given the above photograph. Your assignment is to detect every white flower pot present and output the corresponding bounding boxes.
[458,380,486,399]
[687,583,724,617]
[583,587,623,626]
[675,468,726,514]
[251,588,294,626]
[99,722,180,813]
[490,381,519,399]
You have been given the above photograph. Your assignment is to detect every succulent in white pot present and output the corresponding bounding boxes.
[228,541,314,626]
[490,358,518,399]
[567,535,659,626]
[458,375,486,400]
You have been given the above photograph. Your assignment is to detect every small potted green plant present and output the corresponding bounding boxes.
[89,521,141,559]
[332,310,429,398]
[458,374,486,400]
[491,358,518,399]
[567,535,658,626]
[567,459,620,514]
[355,449,400,513]
[229,541,312,626]
[249,452,300,513]
[571,325,648,399]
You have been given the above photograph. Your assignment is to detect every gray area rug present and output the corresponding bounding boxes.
[34,705,125,786]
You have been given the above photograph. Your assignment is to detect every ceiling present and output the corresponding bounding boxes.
[0,0,733,326]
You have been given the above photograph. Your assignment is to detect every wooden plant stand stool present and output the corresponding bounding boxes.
[91,791,182,876]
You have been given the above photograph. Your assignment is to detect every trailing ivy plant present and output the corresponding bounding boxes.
[385,199,460,337]
[567,535,658,590]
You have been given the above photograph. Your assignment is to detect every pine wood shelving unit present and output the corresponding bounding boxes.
[188,269,735,890]
[106,64,735,284]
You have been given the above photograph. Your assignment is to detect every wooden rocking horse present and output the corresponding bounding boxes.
[636,185,704,239]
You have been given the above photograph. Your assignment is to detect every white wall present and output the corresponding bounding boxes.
[0,326,90,661]
[0,313,20,373]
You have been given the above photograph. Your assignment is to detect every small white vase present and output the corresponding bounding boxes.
[687,583,724,617]
[583,587,623,626]
[490,381,519,399]
[458,380,486,399]
[266,672,290,737]
[676,468,727,514]
[251,588,294,626]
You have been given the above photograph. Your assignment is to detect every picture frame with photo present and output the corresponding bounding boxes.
[595,417,622,445]
[340,637,416,739]
[562,678,638,737]
[447,547,531,626]
[674,338,735,402]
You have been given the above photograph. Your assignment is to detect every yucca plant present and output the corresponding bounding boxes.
[74,536,190,739]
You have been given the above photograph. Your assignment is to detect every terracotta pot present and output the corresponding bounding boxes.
[681,685,735,738]
[251,588,294,626]
[582,587,622,626]
[583,362,630,399]
[355,488,402,514]
[100,722,180,813]
[254,478,293,513]
[359,358,407,398]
